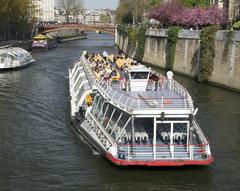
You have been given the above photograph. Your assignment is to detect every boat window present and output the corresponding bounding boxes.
[130,72,149,80]
[9,55,14,60]
[1,53,8,59]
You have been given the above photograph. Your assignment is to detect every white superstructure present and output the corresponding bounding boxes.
[32,0,55,22]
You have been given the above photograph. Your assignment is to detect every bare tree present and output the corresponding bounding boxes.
[72,0,83,23]
[59,0,83,23]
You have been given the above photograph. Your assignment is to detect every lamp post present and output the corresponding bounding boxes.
[132,0,137,25]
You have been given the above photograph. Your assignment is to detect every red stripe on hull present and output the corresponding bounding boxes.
[106,153,214,166]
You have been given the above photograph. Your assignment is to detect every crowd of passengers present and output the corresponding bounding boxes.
[86,52,161,82]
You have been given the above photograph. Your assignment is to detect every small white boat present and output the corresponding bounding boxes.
[0,47,35,70]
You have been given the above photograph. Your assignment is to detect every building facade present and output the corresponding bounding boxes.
[32,0,55,22]
[213,0,240,23]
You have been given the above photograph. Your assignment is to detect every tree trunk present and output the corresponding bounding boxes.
[66,11,70,23]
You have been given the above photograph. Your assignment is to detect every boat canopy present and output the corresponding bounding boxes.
[0,47,29,58]
[33,34,54,40]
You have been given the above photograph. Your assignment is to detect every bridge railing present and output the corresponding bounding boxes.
[42,23,115,31]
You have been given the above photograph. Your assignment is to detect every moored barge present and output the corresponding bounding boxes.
[31,34,57,51]
[68,51,213,166]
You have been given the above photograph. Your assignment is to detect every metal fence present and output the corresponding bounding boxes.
[117,143,210,161]
[0,23,32,42]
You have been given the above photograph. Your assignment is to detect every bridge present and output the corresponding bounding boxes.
[40,24,115,35]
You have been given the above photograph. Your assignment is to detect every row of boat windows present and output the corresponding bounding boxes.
[0,54,32,62]
[89,93,199,145]
[1,54,17,61]
[129,72,149,80]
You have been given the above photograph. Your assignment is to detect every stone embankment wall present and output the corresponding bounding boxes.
[115,29,240,92]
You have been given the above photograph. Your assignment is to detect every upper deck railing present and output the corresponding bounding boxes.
[79,56,194,112]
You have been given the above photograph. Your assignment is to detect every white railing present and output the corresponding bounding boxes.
[79,57,194,111]
[193,121,209,146]
[117,143,211,161]
[96,80,193,111]
[88,112,116,147]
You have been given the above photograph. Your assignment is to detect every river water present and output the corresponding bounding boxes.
[0,32,239,191]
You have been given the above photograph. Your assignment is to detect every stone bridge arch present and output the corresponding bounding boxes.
[41,24,115,37]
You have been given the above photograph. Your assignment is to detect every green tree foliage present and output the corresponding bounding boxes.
[166,26,181,69]
[149,0,162,8]
[126,26,146,61]
[180,0,210,7]
[59,0,83,23]
[0,0,37,40]
[115,0,148,24]
[233,21,240,29]
[118,25,146,61]
[0,0,35,23]
[198,25,221,82]
[100,13,111,25]
[137,26,147,60]
[115,0,133,24]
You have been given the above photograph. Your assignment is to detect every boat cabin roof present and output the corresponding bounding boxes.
[0,47,29,58]
[126,65,151,73]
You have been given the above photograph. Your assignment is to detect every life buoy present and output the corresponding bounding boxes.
[163,99,172,105]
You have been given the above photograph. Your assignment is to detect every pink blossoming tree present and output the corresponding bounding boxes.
[149,0,227,28]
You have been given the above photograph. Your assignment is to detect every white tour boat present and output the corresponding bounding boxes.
[0,47,35,70]
[68,51,213,166]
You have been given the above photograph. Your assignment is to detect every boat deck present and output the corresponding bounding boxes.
[70,56,194,113]
[107,81,191,110]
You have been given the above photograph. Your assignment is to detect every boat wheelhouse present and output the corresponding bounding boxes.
[69,52,213,166]
[0,47,35,70]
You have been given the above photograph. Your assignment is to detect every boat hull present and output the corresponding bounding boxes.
[106,153,214,166]
[0,59,35,71]
[71,117,107,156]
[57,34,87,43]
[31,44,57,52]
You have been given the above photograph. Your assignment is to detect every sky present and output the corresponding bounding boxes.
[83,0,119,10]
[55,0,119,10]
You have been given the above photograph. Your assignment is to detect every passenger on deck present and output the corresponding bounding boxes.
[167,69,174,90]
[111,68,117,76]
[103,51,108,60]
[98,61,103,71]
[103,70,109,80]
[106,66,112,76]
